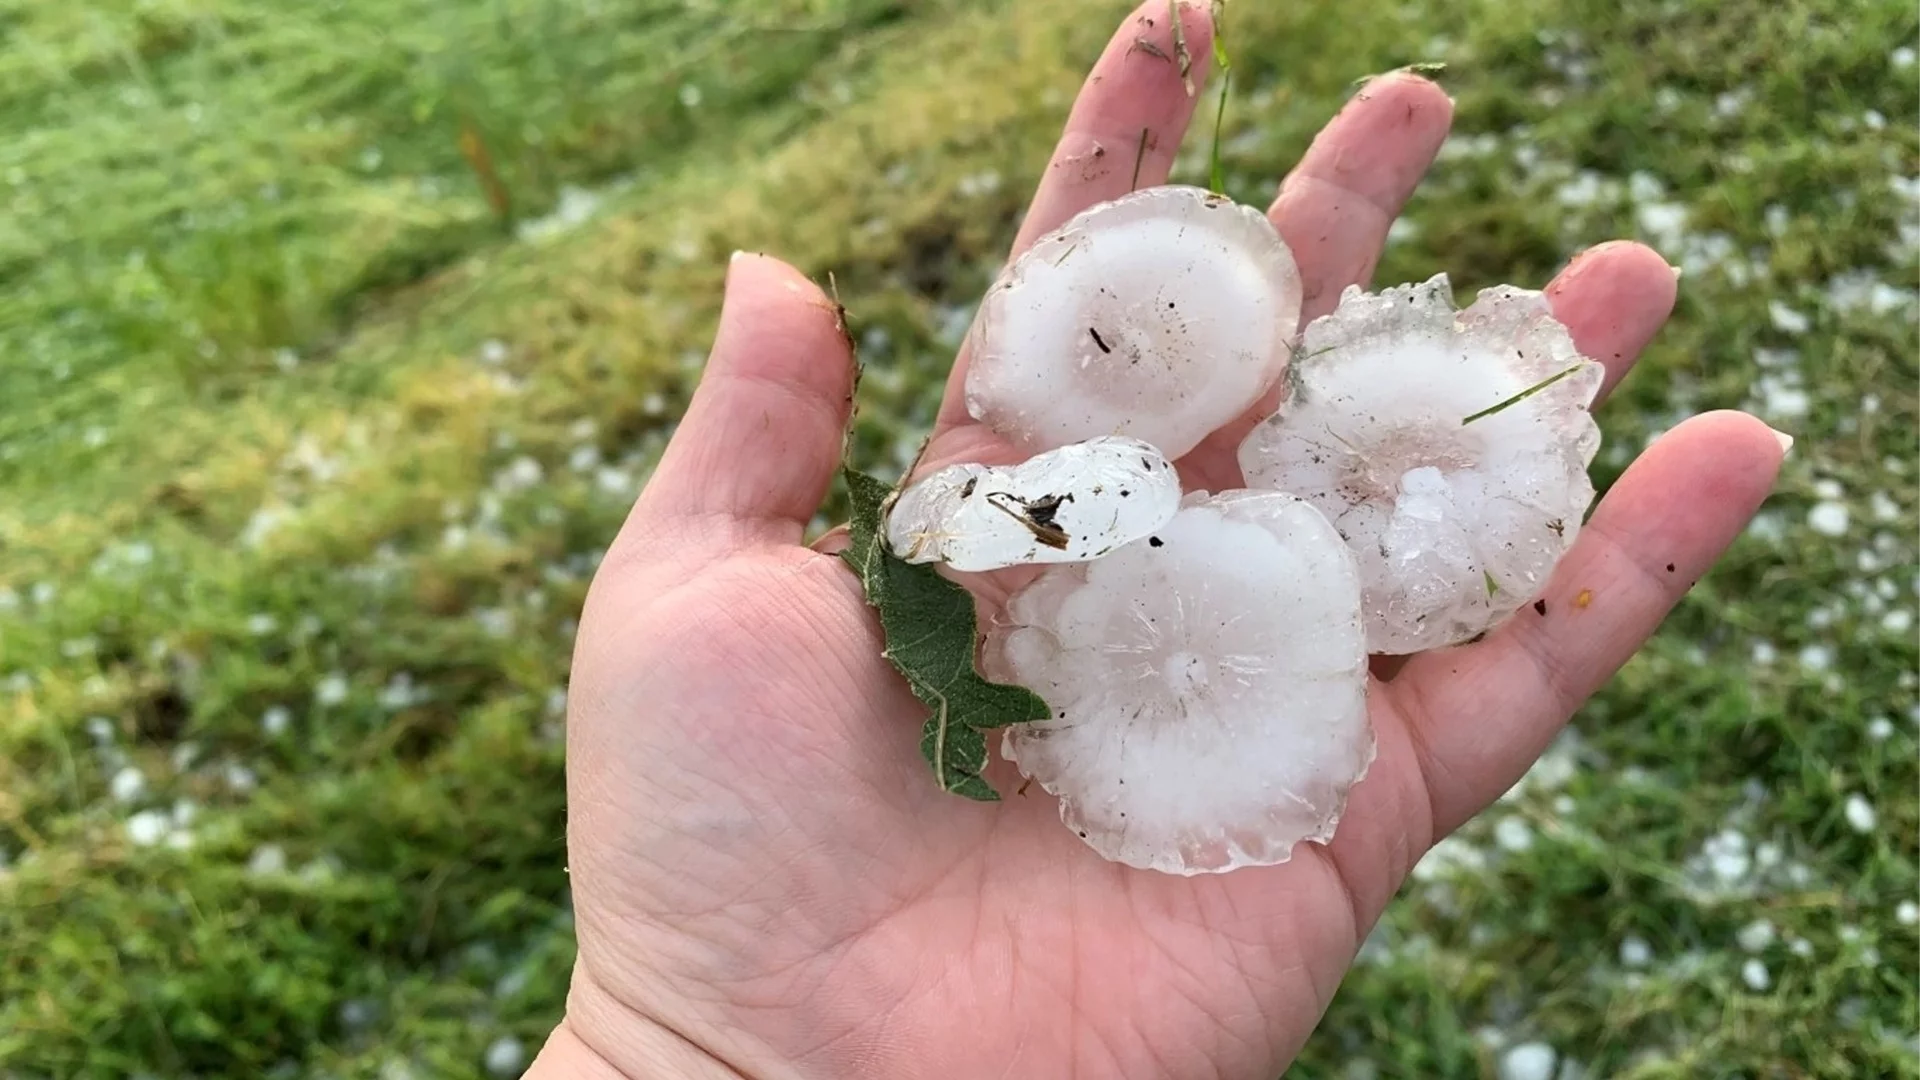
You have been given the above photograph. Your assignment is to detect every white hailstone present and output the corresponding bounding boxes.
[261,706,292,737]
[1499,1042,1558,1080]
[885,437,1180,571]
[986,491,1370,874]
[484,1035,527,1078]
[1843,793,1877,833]
[1737,919,1776,952]
[1705,828,1753,885]
[1896,900,1918,926]
[1239,275,1603,653]
[1741,957,1771,991]
[109,766,147,804]
[1412,834,1487,882]
[315,673,349,706]
[224,762,259,794]
[1768,300,1810,334]
[965,185,1303,459]
[248,844,289,876]
[170,741,202,772]
[126,810,171,847]
[1495,816,1535,853]
[1619,935,1654,968]
[1808,501,1850,536]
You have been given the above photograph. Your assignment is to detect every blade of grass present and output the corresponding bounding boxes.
[1460,363,1585,425]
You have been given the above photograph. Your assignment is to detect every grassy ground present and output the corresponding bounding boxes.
[0,0,1913,1076]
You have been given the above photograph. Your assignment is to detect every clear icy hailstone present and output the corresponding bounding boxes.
[985,490,1371,874]
[965,185,1303,459]
[884,437,1180,571]
[1239,274,1604,654]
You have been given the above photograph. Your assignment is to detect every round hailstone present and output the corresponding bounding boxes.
[1238,274,1603,655]
[985,490,1372,874]
[885,436,1181,571]
[964,185,1303,459]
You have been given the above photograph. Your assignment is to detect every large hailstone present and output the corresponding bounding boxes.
[985,491,1372,875]
[1237,275,1604,655]
[964,185,1303,459]
[884,437,1181,571]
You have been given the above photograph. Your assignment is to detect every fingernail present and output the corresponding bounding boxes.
[1767,425,1794,456]
[1670,262,1684,280]
[730,249,749,263]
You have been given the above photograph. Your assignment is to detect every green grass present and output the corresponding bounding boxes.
[0,0,1914,1076]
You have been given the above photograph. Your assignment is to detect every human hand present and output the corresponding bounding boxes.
[531,4,1787,1077]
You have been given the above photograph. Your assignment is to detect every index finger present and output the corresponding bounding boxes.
[936,0,1214,432]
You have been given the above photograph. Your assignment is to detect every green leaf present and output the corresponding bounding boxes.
[1484,570,1501,597]
[840,467,1052,801]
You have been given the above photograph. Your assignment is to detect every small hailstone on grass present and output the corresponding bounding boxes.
[484,1035,527,1078]
[1769,300,1810,334]
[315,672,349,707]
[125,810,171,847]
[1843,793,1877,833]
[1741,957,1771,992]
[248,844,288,876]
[965,185,1303,458]
[1737,919,1776,952]
[986,490,1370,874]
[109,766,147,804]
[1808,501,1850,536]
[1498,1042,1557,1080]
[1799,643,1834,671]
[885,437,1180,571]
[1494,816,1535,852]
[1240,275,1603,653]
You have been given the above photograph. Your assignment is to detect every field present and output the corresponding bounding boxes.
[0,0,1914,1076]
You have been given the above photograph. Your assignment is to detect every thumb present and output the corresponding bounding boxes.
[620,252,855,557]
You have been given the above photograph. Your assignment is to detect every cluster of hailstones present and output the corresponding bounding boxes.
[883,186,1603,875]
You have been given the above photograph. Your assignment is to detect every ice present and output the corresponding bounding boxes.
[1498,1044,1557,1080]
[885,437,1181,571]
[965,185,1302,458]
[1238,275,1603,654]
[985,491,1371,874]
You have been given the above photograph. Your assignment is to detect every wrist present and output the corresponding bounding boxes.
[527,972,750,1080]
[528,1018,749,1080]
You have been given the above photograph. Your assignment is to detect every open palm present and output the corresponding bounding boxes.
[535,5,1785,1078]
